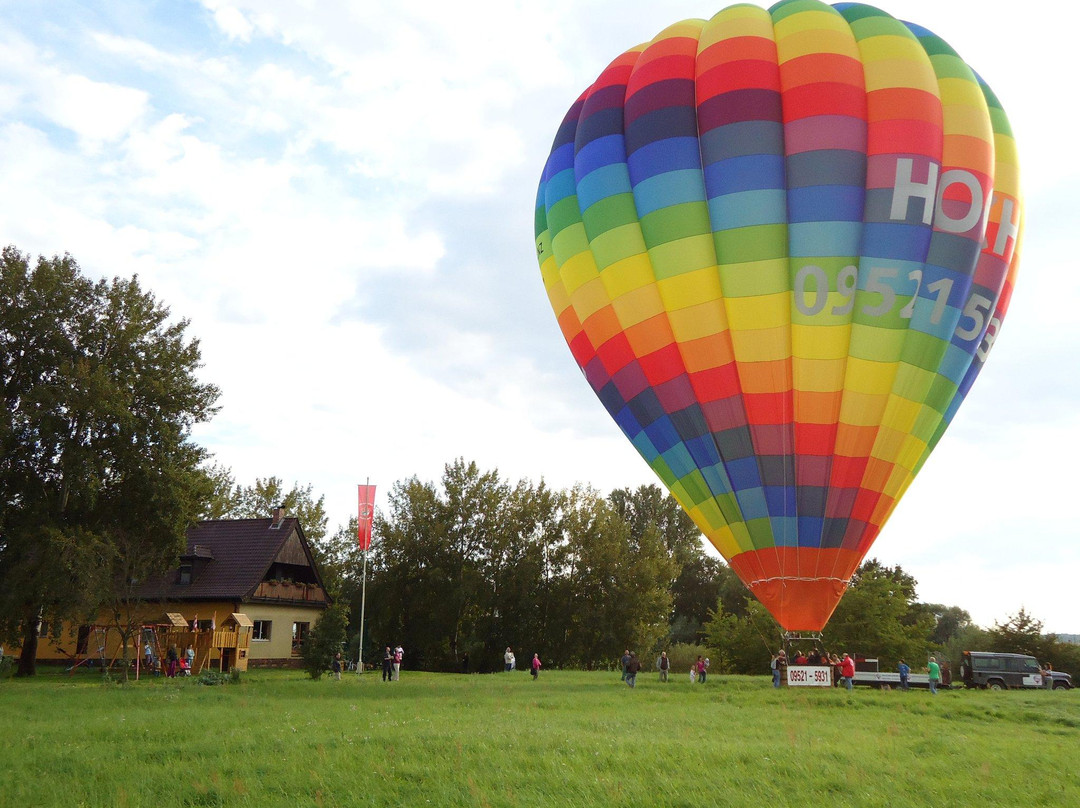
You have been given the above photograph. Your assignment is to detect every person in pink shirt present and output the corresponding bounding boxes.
[531,653,541,680]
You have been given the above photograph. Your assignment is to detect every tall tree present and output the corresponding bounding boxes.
[608,484,734,646]
[704,600,781,674]
[989,608,1052,660]
[822,559,934,667]
[918,603,974,645]
[0,247,219,675]
[204,474,328,543]
[608,485,701,564]
[558,485,676,666]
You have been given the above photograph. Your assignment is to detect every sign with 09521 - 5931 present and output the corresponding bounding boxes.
[787,666,833,687]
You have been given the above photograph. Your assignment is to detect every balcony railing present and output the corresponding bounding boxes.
[252,581,328,603]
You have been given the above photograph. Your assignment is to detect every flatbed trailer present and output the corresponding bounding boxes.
[852,670,936,689]
[852,657,951,689]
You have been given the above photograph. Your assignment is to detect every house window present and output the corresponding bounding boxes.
[178,564,192,585]
[252,620,271,641]
[291,622,309,655]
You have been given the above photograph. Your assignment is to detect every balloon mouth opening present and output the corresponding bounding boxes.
[746,575,850,633]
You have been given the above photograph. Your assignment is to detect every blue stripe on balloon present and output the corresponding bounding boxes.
[644,417,681,455]
[575,134,627,179]
[726,456,763,492]
[787,185,864,223]
[936,342,971,385]
[732,485,769,521]
[661,443,699,480]
[703,154,784,195]
[797,517,825,547]
[576,163,632,212]
[700,464,735,496]
[627,137,701,183]
[633,169,706,217]
[708,189,787,229]
[545,168,578,208]
[787,221,862,257]
[860,222,933,262]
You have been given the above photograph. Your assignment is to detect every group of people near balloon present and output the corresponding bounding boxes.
[770,648,855,689]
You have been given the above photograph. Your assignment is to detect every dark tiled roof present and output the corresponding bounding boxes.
[137,517,312,601]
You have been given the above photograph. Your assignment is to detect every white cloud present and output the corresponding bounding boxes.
[42,74,148,146]
[207,4,255,42]
[2,0,1078,636]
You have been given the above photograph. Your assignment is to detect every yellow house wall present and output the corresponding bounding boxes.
[241,602,324,662]
[20,600,325,665]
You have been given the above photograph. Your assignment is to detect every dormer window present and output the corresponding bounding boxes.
[178,564,192,585]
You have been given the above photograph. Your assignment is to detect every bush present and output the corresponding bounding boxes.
[662,643,708,675]
[300,602,349,680]
[198,669,233,686]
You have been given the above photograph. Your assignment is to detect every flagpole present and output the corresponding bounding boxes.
[357,477,369,676]
[358,549,368,675]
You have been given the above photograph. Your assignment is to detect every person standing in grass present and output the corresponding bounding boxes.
[658,651,669,683]
[531,653,541,680]
[839,653,856,690]
[333,653,343,681]
[382,646,393,682]
[830,653,842,687]
[926,657,941,695]
[504,647,516,672]
[393,646,403,681]
[625,652,641,688]
[620,650,630,681]
[771,650,785,688]
[898,659,910,691]
[166,645,178,678]
[695,656,706,683]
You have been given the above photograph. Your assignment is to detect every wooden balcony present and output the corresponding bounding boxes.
[252,581,328,603]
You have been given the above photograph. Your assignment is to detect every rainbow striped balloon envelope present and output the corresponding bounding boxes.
[534,0,1021,631]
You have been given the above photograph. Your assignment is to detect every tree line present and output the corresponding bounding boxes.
[311,460,1080,678]
[2,245,1076,680]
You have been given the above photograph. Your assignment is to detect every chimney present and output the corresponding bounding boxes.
[271,505,286,528]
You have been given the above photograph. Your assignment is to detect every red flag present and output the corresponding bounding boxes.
[357,484,376,551]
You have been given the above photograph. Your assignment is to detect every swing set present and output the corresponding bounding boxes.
[61,612,253,678]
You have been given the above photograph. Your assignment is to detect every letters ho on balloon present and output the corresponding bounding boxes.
[534,0,1021,631]
[792,158,1017,358]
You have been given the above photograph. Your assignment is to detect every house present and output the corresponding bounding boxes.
[31,507,333,670]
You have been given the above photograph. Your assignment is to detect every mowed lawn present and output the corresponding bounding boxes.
[1,668,1077,807]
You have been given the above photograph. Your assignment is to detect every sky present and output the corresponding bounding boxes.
[1,0,1077,633]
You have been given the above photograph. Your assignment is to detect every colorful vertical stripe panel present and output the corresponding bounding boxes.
[534,1,1021,631]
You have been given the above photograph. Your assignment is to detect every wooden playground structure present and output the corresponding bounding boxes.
[67,612,253,678]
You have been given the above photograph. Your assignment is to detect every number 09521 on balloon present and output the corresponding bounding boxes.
[534,0,1020,631]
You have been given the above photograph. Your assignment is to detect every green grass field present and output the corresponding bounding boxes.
[1,668,1077,807]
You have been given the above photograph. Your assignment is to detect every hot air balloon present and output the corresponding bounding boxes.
[534,0,1021,632]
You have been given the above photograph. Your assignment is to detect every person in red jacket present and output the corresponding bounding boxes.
[839,653,856,690]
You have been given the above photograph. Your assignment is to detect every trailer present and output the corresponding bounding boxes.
[851,657,948,690]
[852,669,933,689]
